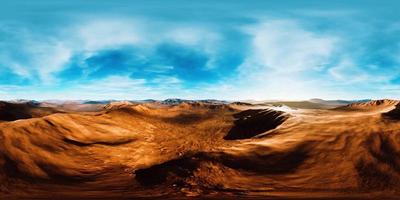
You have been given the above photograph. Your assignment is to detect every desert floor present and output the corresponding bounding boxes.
[0,100,399,199]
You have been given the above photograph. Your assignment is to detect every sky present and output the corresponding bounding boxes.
[1,0,400,100]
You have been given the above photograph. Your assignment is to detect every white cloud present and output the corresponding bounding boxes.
[0,76,149,100]
[4,61,31,78]
[3,17,394,101]
[0,19,223,88]
[73,19,143,51]
[220,20,340,100]
[73,76,185,100]
[328,57,396,85]
[0,24,72,84]
[151,75,181,84]
[165,27,219,46]
[328,58,367,82]
[163,26,222,70]
[243,20,338,72]
[32,42,72,84]
[78,76,146,90]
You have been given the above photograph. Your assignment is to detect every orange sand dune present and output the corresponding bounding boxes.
[0,100,400,199]
[334,99,399,111]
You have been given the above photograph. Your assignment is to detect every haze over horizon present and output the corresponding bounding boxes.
[1,0,400,100]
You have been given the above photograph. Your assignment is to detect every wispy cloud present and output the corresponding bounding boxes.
[72,19,143,51]
[1,2,400,100]
[242,20,338,73]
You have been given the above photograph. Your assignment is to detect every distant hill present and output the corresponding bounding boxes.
[334,99,399,111]
[237,99,374,110]
[161,99,227,105]
[308,98,371,106]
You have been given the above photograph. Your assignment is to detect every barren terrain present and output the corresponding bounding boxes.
[0,99,400,199]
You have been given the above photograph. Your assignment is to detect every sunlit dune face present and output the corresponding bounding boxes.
[0,100,400,199]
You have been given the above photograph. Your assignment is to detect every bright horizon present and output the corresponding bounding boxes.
[0,97,379,102]
[1,0,400,100]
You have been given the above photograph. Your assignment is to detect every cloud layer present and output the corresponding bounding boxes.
[1,1,400,100]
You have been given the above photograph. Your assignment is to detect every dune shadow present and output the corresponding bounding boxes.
[355,133,400,190]
[135,155,200,186]
[224,109,289,140]
[218,143,311,174]
[135,142,312,187]
[383,103,400,120]
[161,113,207,125]
[63,137,135,147]
[0,101,60,121]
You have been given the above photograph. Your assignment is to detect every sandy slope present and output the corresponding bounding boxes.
[0,101,400,199]
[0,101,61,121]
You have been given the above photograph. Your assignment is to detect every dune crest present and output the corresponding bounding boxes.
[103,101,135,110]
[334,99,399,111]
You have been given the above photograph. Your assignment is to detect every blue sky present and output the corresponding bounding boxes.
[1,0,400,100]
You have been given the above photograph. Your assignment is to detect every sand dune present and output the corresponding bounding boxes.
[0,100,400,199]
[0,101,61,121]
[334,99,399,111]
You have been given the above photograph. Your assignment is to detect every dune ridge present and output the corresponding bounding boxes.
[334,99,399,111]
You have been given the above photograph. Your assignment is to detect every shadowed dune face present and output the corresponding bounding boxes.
[383,103,400,119]
[0,101,60,121]
[224,109,289,140]
[356,132,400,190]
[1,101,400,199]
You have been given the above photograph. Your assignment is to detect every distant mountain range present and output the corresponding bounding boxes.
[308,98,371,106]
[0,98,381,111]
